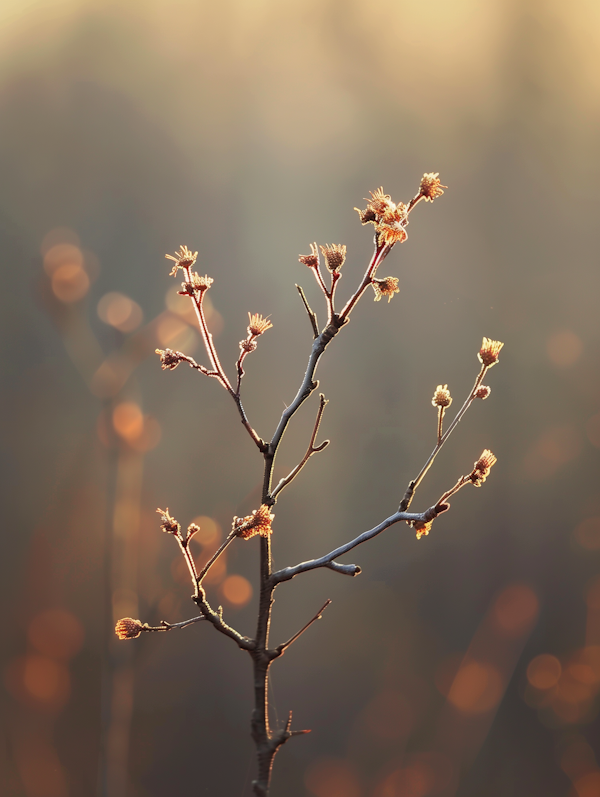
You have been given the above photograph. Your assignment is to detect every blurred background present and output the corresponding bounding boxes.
[1,0,600,795]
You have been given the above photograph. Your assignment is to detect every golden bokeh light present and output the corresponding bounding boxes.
[5,655,70,710]
[526,654,562,690]
[97,291,143,332]
[165,284,198,323]
[220,574,252,607]
[112,402,144,442]
[40,227,80,255]
[546,330,583,367]
[493,583,539,636]
[447,660,503,713]
[155,314,198,352]
[190,516,221,546]
[43,242,83,275]
[27,609,84,660]
[572,771,600,797]
[304,757,360,797]
[51,262,90,303]
[573,518,600,550]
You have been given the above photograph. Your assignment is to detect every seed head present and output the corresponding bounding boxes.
[319,244,346,272]
[299,243,320,269]
[115,618,144,640]
[478,338,504,367]
[248,313,273,336]
[240,338,258,353]
[182,273,213,294]
[419,173,447,202]
[233,504,275,540]
[372,277,400,302]
[469,449,497,486]
[156,348,182,370]
[475,385,491,400]
[187,523,200,541]
[432,384,452,408]
[356,188,409,247]
[156,507,180,535]
[165,245,198,277]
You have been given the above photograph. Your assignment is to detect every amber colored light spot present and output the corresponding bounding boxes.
[41,228,80,255]
[567,662,597,685]
[555,676,591,705]
[51,262,90,303]
[305,757,361,797]
[156,314,192,346]
[165,284,197,323]
[573,517,600,550]
[97,292,143,332]
[522,425,583,480]
[90,357,129,399]
[573,771,600,797]
[376,763,436,797]
[447,661,503,713]
[573,647,600,682]
[493,583,539,636]
[526,654,562,690]
[112,402,144,443]
[362,690,412,740]
[190,516,221,546]
[43,243,83,275]
[547,330,583,367]
[4,655,71,709]
[586,413,600,448]
[559,734,597,780]
[28,609,84,660]
[221,575,253,607]
[434,653,463,697]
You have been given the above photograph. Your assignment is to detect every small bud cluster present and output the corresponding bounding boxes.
[156,348,183,370]
[469,449,497,487]
[356,188,409,247]
[298,243,320,269]
[165,245,198,277]
[181,273,213,295]
[478,337,504,368]
[432,384,452,408]
[419,173,447,202]
[115,618,144,640]
[156,507,180,535]
[372,276,400,303]
[239,313,273,354]
[319,244,346,272]
[475,385,491,400]
[233,505,275,540]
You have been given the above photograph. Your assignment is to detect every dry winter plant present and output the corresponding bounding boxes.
[115,174,503,796]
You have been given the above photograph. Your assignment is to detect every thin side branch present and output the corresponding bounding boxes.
[271,599,332,659]
[270,394,330,501]
[194,586,255,651]
[196,531,237,584]
[296,284,319,338]
[141,616,206,632]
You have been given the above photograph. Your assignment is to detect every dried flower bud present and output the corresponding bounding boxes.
[432,384,452,408]
[233,504,275,540]
[372,277,400,302]
[187,523,200,541]
[319,244,346,272]
[419,173,446,202]
[115,618,144,640]
[156,348,182,370]
[475,385,491,400]
[165,245,198,277]
[299,243,319,269]
[240,338,258,353]
[247,313,273,336]
[469,449,497,486]
[156,507,180,535]
[478,337,504,367]
[355,188,409,246]
[182,273,213,293]
[413,519,433,540]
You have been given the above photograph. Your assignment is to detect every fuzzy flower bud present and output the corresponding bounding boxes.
[156,348,182,370]
[299,243,319,269]
[156,507,180,535]
[115,618,144,640]
[181,273,213,294]
[475,385,491,400]
[165,245,198,277]
[247,313,273,336]
[478,338,504,368]
[469,449,497,487]
[372,277,400,302]
[319,244,346,272]
[240,338,258,353]
[413,519,433,540]
[355,189,409,246]
[233,504,275,540]
[419,173,446,202]
[432,384,452,408]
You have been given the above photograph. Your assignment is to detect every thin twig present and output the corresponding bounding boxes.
[399,364,488,511]
[196,531,237,584]
[141,616,206,633]
[270,394,330,501]
[194,586,254,651]
[271,599,332,658]
[296,285,319,338]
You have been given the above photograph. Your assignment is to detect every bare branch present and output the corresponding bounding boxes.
[194,586,254,651]
[295,284,319,338]
[141,616,206,633]
[271,599,332,659]
[196,531,237,584]
[270,394,330,501]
